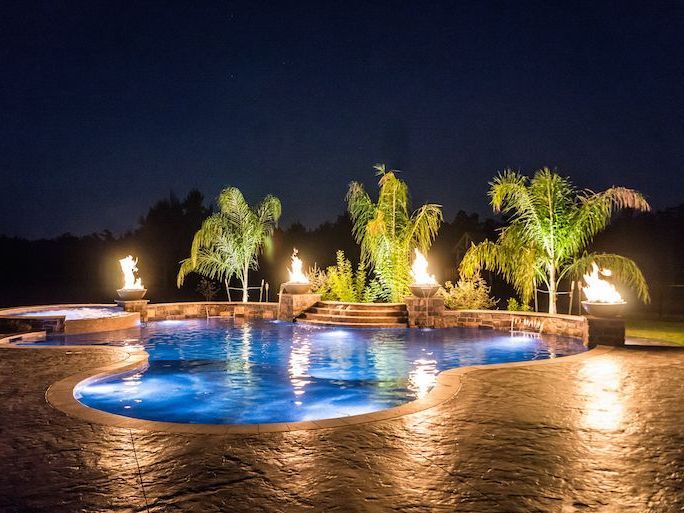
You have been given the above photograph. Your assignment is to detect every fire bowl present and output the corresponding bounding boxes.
[582,301,626,318]
[116,288,147,301]
[282,282,311,295]
[410,284,441,298]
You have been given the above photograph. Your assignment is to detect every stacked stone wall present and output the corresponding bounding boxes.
[117,301,279,322]
[277,294,321,321]
[405,297,624,346]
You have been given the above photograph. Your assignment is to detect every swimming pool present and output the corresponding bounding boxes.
[55,319,585,424]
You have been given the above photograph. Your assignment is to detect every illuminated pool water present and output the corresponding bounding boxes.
[49,319,585,424]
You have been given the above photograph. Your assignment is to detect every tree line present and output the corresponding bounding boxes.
[1,169,683,318]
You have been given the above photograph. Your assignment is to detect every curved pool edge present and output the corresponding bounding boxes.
[41,342,614,435]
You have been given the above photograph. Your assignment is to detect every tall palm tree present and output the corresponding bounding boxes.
[460,168,650,314]
[347,164,442,302]
[177,187,281,302]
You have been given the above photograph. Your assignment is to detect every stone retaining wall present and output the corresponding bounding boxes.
[277,293,321,321]
[118,301,279,322]
[405,296,624,347]
[441,310,587,339]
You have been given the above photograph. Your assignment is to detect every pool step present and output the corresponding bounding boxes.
[0,330,47,344]
[316,301,407,311]
[306,306,407,317]
[296,301,408,328]
[296,318,408,329]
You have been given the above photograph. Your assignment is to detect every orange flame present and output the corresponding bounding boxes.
[287,249,309,284]
[410,249,438,285]
[119,255,144,290]
[582,263,623,303]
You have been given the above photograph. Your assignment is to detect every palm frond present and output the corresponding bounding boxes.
[256,195,282,229]
[562,187,651,258]
[407,203,443,253]
[177,247,238,287]
[460,238,539,304]
[346,181,377,244]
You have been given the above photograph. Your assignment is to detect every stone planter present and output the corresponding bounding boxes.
[116,288,147,301]
[581,301,626,318]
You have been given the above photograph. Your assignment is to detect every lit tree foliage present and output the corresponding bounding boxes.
[347,164,442,302]
[177,187,281,302]
[460,168,650,313]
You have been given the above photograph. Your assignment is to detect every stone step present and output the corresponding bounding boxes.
[307,306,408,317]
[297,301,409,328]
[296,318,408,329]
[299,313,407,324]
[315,301,407,312]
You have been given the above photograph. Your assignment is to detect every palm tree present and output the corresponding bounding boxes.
[346,164,442,302]
[460,168,650,314]
[177,187,281,302]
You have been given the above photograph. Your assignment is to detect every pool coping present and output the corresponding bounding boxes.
[27,340,615,435]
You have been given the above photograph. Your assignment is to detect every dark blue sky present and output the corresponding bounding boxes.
[1,1,682,238]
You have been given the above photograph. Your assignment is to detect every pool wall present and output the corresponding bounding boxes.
[0,304,140,334]
[2,300,623,346]
[404,297,624,347]
[142,301,279,321]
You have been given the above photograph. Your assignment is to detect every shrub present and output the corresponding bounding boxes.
[314,250,366,302]
[439,273,497,310]
[196,278,219,301]
[307,264,328,296]
[362,277,388,303]
[506,297,532,311]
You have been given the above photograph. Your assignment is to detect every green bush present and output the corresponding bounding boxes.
[439,273,497,310]
[362,277,388,303]
[307,264,328,296]
[314,250,366,302]
[506,297,532,311]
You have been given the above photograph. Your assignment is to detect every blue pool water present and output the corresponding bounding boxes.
[46,319,585,424]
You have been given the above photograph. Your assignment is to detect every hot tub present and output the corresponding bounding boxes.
[0,304,140,334]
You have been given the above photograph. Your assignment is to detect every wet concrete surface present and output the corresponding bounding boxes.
[1,344,683,512]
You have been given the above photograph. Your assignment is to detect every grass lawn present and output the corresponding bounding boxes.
[625,319,684,346]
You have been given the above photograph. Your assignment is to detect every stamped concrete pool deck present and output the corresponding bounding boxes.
[1,343,683,512]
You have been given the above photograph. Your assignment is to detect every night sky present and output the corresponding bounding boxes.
[2,1,682,239]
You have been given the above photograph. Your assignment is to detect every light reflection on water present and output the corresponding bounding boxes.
[53,319,587,424]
